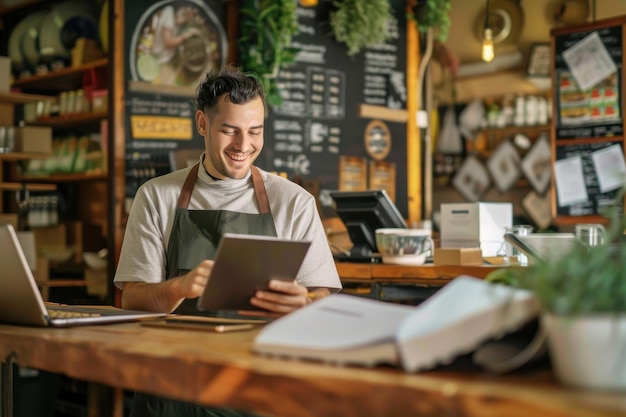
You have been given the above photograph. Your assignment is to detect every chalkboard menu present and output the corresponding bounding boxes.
[122,0,228,212]
[256,0,409,217]
[550,16,626,222]
[554,23,623,140]
[555,141,624,216]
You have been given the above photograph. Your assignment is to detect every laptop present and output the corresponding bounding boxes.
[0,223,166,327]
[197,233,312,312]
[503,232,583,262]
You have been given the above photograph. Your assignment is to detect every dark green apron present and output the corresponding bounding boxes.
[130,163,275,417]
[166,163,277,314]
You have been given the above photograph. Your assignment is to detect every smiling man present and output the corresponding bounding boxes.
[114,64,340,315]
[114,65,341,416]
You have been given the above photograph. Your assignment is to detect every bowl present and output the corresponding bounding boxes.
[375,228,434,265]
[38,245,75,264]
[83,250,108,271]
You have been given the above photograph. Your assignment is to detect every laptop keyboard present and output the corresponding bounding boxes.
[48,309,102,319]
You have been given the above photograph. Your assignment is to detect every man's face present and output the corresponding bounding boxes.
[195,95,265,180]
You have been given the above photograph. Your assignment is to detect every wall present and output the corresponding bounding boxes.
[434,0,626,104]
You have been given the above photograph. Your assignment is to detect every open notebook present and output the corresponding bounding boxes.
[253,276,539,372]
[0,224,166,327]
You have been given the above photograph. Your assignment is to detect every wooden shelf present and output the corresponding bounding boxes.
[28,112,107,129]
[0,91,52,104]
[36,279,88,288]
[12,59,108,92]
[481,124,551,136]
[0,182,56,191]
[433,177,531,190]
[0,152,51,161]
[0,0,42,16]
[16,172,107,183]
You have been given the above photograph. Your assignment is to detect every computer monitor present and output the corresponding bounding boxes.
[329,190,407,261]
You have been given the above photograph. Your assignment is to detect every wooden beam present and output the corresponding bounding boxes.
[358,104,408,123]
[406,1,421,226]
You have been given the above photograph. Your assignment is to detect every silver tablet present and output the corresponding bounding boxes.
[197,233,312,312]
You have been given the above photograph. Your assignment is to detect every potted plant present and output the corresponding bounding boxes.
[408,0,452,42]
[329,0,396,56]
[494,188,626,390]
[238,0,299,107]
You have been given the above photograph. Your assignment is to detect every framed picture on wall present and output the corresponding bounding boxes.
[521,134,552,195]
[452,155,490,202]
[526,43,551,77]
[486,140,521,192]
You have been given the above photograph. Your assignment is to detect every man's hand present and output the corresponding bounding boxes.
[250,280,330,316]
[175,260,214,300]
[121,260,214,313]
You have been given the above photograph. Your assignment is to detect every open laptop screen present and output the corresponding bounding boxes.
[0,224,166,327]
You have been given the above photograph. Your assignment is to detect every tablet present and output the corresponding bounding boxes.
[197,233,312,312]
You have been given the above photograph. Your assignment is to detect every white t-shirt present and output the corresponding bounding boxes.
[114,161,342,291]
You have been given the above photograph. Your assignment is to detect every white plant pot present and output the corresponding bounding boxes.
[542,313,626,391]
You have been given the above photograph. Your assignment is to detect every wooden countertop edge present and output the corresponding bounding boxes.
[0,324,624,417]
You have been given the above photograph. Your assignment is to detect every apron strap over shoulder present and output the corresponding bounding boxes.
[251,166,271,215]
[176,163,271,215]
[177,163,200,209]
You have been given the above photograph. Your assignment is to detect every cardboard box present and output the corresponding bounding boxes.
[16,231,37,271]
[11,126,53,154]
[434,248,483,266]
[440,202,512,257]
[0,213,19,230]
[85,269,108,298]
[0,56,10,92]
[33,223,67,249]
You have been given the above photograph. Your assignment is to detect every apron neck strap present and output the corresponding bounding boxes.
[251,166,271,214]
[176,163,272,215]
[177,163,200,209]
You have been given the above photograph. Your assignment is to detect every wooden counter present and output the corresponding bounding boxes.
[1,322,624,417]
[336,262,505,300]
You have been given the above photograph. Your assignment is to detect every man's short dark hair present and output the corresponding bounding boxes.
[194,65,267,117]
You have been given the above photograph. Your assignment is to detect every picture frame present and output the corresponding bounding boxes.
[338,155,367,191]
[486,139,521,193]
[452,155,490,202]
[526,43,551,77]
[521,134,552,195]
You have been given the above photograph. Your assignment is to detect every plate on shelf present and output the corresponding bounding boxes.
[8,11,47,72]
[21,11,48,68]
[99,0,109,53]
[38,0,98,60]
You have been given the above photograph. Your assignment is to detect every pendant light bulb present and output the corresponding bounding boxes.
[482,28,495,62]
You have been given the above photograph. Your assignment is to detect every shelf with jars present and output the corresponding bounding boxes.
[471,93,552,158]
[0,92,57,203]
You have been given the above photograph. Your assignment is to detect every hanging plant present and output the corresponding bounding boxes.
[329,0,396,56]
[408,0,452,42]
[238,0,300,107]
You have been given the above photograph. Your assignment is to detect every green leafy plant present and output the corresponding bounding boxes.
[407,0,452,42]
[493,186,626,316]
[238,0,300,107]
[329,0,397,56]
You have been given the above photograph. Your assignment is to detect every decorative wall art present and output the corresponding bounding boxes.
[452,155,490,202]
